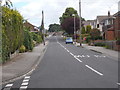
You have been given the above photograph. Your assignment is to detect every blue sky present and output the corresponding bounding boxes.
[2,0,120,29]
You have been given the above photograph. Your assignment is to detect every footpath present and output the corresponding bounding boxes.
[75,42,119,60]
[0,41,49,85]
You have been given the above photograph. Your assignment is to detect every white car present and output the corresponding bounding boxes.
[65,37,73,44]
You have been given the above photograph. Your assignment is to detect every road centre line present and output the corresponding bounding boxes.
[85,65,103,76]
[74,56,82,62]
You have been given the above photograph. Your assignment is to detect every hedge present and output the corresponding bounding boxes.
[2,6,24,63]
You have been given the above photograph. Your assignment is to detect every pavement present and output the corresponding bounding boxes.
[1,41,49,85]
[74,42,119,60]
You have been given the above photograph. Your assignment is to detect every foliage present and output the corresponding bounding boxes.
[19,45,26,53]
[59,7,79,24]
[94,43,106,47]
[48,23,61,32]
[90,28,101,40]
[2,6,24,63]
[81,27,86,34]
[61,17,80,35]
[31,32,42,44]
[60,7,85,35]
[23,29,33,51]
[86,36,91,43]
[86,25,92,34]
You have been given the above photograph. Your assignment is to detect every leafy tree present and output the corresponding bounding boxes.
[61,17,80,35]
[60,7,85,35]
[90,28,101,40]
[59,7,79,24]
[86,25,92,34]
[81,26,86,34]
[48,23,61,32]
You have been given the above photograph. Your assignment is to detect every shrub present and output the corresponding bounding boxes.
[32,32,42,44]
[86,36,91,43]
[23,29,33,51]
[2,6,24,63]
[94,43,106,47]
[19,45,26,53]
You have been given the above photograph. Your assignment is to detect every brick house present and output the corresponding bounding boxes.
[24,21,39,32]
[102,11,120,40]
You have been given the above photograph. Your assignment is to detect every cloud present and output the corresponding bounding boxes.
[10,0,119,29]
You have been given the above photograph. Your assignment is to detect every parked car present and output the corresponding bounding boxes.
[65,37,73,44]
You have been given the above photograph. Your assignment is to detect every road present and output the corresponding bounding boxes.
[2,36,119,89]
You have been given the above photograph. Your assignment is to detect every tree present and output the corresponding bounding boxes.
[86,25,92,34]
[90,28,100,40]
[81,26,86,34]
[60,7,85,35]
[61,17,80,35]
[48,23,61,32]
[59,7,79,24]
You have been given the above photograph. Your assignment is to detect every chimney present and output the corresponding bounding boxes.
[108,11,110,17]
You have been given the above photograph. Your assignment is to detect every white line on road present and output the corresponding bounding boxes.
[21,82,29,86]
[5,84,13,87]
[23,79,29,82]
[74,56,82,62]
[20,86,28,89]
[85,65,103,76]
[70,52,74,56]
[24,76,30,79]
[117,83,120,85]
[66,50,70,52]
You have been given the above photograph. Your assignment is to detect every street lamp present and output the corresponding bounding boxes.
[72,14,76,44]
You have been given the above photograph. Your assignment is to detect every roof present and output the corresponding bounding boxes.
[113,11,120,17]
[96,16,109,22]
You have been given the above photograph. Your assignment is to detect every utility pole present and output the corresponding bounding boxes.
[41,10,45,45]
[79,0,82,46]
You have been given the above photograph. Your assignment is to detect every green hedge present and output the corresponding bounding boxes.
[2,6,24,63]
[23,29,33,51]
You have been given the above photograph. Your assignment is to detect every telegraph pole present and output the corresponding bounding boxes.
[41,10,45,45]
[79,0,82,46]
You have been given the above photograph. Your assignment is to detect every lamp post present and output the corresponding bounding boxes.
[79,0,82,46]
[72,14,76,44]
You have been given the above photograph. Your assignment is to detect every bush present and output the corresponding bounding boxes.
[32,32,42,44]
[94,43,106,47]
[2,6,24,63]
[86,36,91,43]
[19,45,26,53]
[23,29,33,51]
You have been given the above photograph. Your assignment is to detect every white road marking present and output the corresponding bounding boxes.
[24,76,30,79]
[87,55,90,57]
[85,65,103,76]
[67,50,70,52]
[74,57,82,62]
[23,79,29,82]
[70,52,74,56]
[21,82,29,86]
[20,86,28,89]
[117,83,120,85]
[5,84,13,87]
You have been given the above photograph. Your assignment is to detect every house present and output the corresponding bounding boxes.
[24,21,39,32]
[83,20,96,29]
[102,11,120,40]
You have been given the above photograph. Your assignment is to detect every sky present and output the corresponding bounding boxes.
[2,0,120,29]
